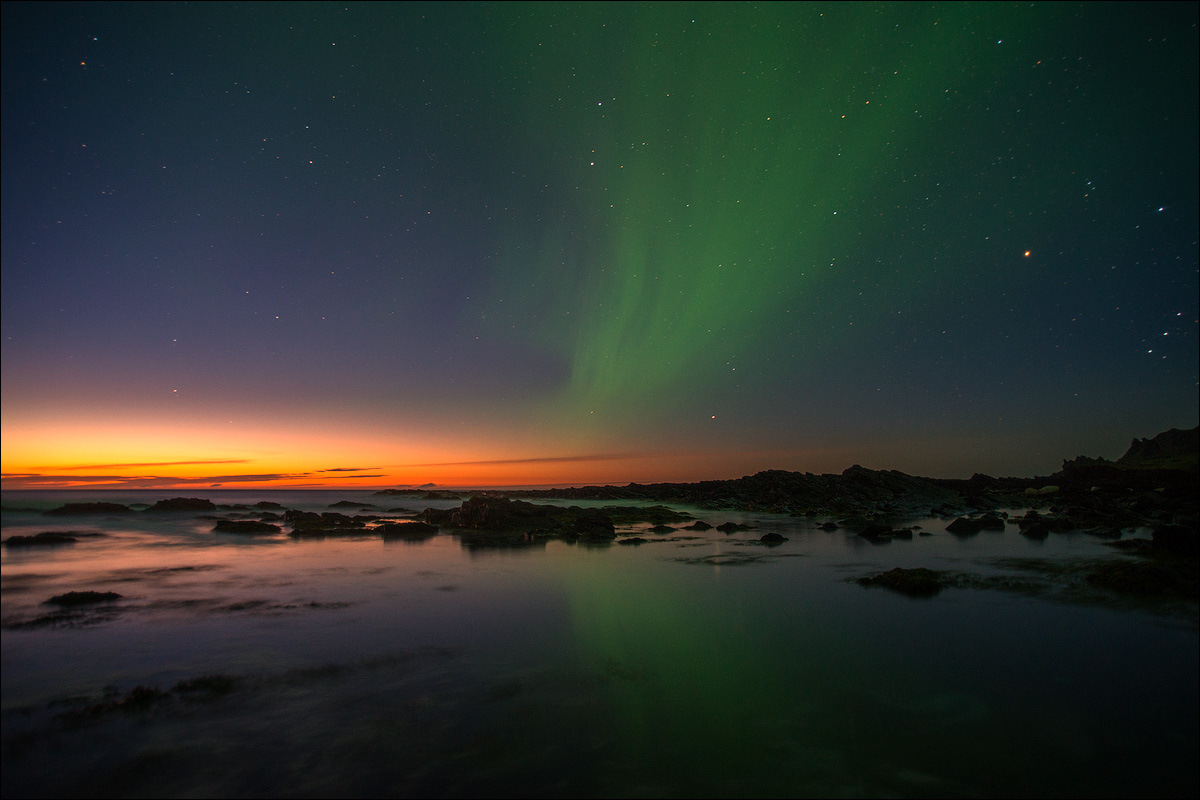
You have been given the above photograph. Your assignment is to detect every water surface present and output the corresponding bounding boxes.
[3,490,1196,797]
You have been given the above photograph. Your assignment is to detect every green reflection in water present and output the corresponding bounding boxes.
[554,548,835,793]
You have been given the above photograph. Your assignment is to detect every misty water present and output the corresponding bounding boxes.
[2,490,1196,798]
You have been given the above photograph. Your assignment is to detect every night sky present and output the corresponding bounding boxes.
[2,2,1197,489]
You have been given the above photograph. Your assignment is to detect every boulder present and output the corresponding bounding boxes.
[44,502,133,516]
[144,497,217,513]
[946,515,1005,536]
[44,591,122,606]
[212,520,281,534]
[857,567,944,598]
[377,521,438,540]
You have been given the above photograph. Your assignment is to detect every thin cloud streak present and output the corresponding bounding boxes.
[41,459,252,470]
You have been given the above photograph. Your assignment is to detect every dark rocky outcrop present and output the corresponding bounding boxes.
[1151,525,1198,557]
[760,532,788,545]
[377,521,439,540]
[44,502,133,516]
[44,591,123,606]
[4,531,92,547]
[144,497,218,513]
[857,568,945,598]
[946,515,1006,536]
[284,509,372,538]
[1117,427,1199,470]
[212,520,281,534]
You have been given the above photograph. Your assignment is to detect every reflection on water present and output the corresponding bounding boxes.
[2,491,1197,797]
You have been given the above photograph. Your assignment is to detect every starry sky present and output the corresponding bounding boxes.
[2,2,1197,490]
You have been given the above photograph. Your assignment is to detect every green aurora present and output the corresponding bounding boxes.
[481,3,1076,439]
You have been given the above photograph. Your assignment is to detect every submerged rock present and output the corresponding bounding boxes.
[43,502,134,516]
[4,531,91,547]
[212,520,281,534]
[760,532,788,545]
[1151,525,1198,557]
[44,591,123,607]
[946,515,1006,536]
[857,568,945,598]
[377,521,438,540]
[144,497,217,513]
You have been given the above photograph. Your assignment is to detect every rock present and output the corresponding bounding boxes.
[1151,525,1198,557]
[44,502,133,516]
[253,501,284,510]
[144,497,217,513]
[377,521,438,540]
[572,508,616,541]
[1085,562,1174,595]
[1018,522,1051,540]
[617,537,649,545]
[329,501,377,509]
[648,524,677,533]
[857,567,945,598]
[212,520,281,534]
[760,532,788,545]
[858,524,897,542]
[946,515,1005,536]
[716,522,752,533]
[820,521,839,531]
[1117,426,1199,469]
[5,531,81,547]
[44,591,122,606]
[686,521,714,530]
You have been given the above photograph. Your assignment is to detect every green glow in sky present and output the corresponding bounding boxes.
[486,3,1012,435]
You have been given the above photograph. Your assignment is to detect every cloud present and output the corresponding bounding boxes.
[39,459,252,470]
[316,467,381,473]
[1,472,315,489]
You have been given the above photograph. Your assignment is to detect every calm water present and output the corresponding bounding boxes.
[2,490,1197,798]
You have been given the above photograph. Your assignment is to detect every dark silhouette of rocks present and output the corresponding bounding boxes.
[760,532,788,544]
[284,509,374,538]
[857,568,945,598]
[212,520,281,534]
[1118,426,1199,468]
[416,496,699,547]
[4,531,101,547]
[946,515,1006,536]
[377,521,438,540]
[1150,525,1198,557]
[44,591,122,606]
[44,502,134,516]
[144,497,217,513]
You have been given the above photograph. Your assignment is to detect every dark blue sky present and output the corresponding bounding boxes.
[2,2,1197,488]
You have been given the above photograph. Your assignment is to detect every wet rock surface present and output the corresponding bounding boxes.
[44,591,123,607]
[212,520,282,534]
[858,568,946,598]
[4,531,103,547]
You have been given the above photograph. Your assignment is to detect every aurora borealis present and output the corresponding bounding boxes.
[2,2,1197,489]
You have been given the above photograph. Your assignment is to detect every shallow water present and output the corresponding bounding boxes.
[2,490,1197,798]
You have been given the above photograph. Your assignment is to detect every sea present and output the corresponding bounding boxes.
[2,489,1197,798]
